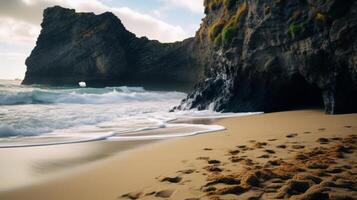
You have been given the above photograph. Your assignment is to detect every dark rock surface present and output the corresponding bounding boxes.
[176,0,357,114]
[24,1,357,114]
[23,6,204,91]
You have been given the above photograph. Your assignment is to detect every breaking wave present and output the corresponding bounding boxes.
[0,80,262,148]
[0,86,183,105]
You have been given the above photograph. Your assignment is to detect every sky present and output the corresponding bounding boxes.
[0,0,204,79]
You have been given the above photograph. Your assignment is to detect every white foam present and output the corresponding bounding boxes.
[0,86,186,105]
[79,81,86,87]
[0,80,263,148]
[106,124,225,141]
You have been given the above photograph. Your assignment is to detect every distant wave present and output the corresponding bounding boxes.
[0,86,185,105]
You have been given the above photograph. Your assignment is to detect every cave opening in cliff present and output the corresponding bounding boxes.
[279,73,324,111]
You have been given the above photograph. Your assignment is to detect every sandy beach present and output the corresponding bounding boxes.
[0,110,356,200]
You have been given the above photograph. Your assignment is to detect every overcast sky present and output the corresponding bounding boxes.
[0,0,204,79]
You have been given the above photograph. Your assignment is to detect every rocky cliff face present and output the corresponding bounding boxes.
[23,6,203,90]
[176,0,357,114]
[24,2,357,114]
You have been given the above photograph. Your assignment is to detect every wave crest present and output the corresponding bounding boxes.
[0,86,185,105]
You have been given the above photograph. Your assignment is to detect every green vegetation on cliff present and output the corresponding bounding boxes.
[207,1,248,46]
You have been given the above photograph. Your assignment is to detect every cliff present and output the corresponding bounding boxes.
[22,6,204,90]
[24,1,357,114]
[176,0,357,114]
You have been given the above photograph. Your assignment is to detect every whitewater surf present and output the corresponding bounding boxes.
[0,80,261,147]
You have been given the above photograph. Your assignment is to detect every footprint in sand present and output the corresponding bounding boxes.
[253,142,268,148]
[144,191,156,196]
[331,137,342,141]
[291,145,305,149]
[265,149,276,154]
[277,144,287,149]
[228,149,240,155]
[207,159,221,164]
[203,165,223,172]
[267,159,284,166]
[258,154,270,158]
[121,191,142,199]
[155,189,175,198]
[203,148,213,151]
[229,156,244,163]
[316,138,329,144]
[177,169,195,174]
[286,133,298,138]
[196,156,210,161]
[161,176,182,183]
[237,145,250,151]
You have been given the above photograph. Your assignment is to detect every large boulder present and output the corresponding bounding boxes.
[22,6,204,91]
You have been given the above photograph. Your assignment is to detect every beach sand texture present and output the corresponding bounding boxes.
[0,110,356,200]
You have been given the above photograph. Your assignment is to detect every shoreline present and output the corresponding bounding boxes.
[0,110,356,199]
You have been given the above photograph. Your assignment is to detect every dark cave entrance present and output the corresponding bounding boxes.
[277,73,324,111]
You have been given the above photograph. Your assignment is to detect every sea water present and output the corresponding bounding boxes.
[0,80,261,147]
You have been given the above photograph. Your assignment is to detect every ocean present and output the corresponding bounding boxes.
[0,80,260,148]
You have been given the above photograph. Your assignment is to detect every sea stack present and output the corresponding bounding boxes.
[22,6,204,90]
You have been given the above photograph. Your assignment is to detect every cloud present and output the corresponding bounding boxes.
[113,7,186,42]
[162,0,204,13]
[0,0,190,43]
[0,17,40,44]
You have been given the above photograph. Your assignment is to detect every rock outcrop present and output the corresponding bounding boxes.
[176,0,357,114]
[22,6,204,90]
[24,1,357,114]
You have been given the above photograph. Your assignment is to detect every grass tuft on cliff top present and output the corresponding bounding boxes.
[207,0,248,47]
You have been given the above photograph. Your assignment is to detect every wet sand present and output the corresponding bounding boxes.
[0,110,356,200]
